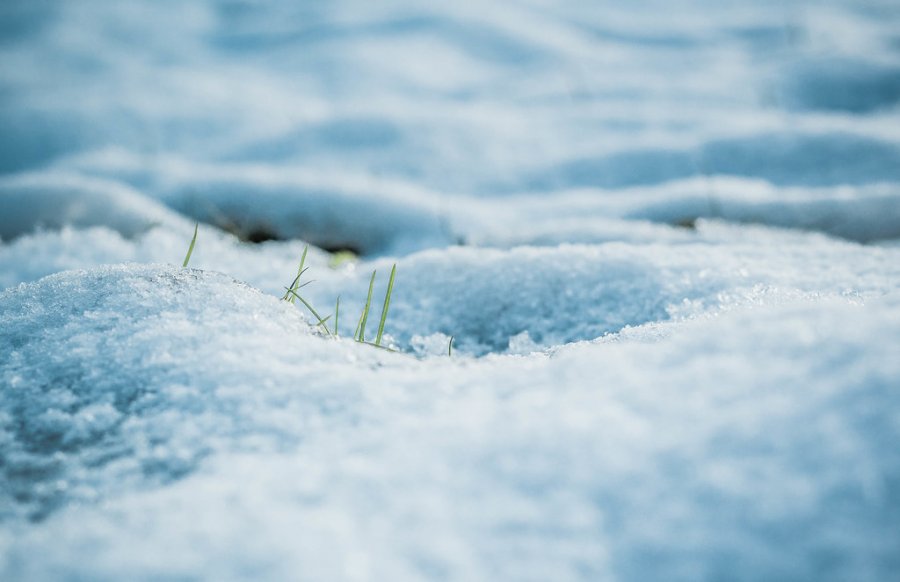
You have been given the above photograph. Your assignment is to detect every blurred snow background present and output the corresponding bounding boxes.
[3,0,900,251]
[1,0,900,580]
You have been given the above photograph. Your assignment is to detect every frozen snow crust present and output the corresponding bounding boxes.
[3,0,900,579]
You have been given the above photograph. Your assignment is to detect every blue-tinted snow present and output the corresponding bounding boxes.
[2,0,900,580]
[3,0,900,250]
[1,265,899,581]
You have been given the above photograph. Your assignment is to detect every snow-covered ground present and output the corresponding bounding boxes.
[2,1,900,580]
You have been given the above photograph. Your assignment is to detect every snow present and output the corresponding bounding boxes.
[0,172,187,241]
[1,265,899,581]
[2,0,900,579]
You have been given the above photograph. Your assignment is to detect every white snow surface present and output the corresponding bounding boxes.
[1,264,899,581]
[2,0,900,580]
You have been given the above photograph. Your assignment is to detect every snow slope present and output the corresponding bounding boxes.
[2,0,900,580]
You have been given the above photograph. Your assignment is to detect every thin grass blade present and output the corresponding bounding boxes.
[374,264,396,347]
[356,270,377,342]
[334,296,340,337]
[283,245,310,302]
[182,223,198,267]
[284,288,331,335]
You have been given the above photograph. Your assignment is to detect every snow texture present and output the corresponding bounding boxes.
[1,265,899,581]
[2,0,900,580]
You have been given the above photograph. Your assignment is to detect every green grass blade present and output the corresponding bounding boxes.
[356,270,377,342]
[282,267,310,301]
[374,264,396,347]
[334,296,340,337]
[283,245,310,302]
[284,287,331,335]
[182,223,198,267]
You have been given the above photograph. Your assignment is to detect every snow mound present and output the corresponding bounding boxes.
[0,173,187,241]
[51,152,453,254]
[0,264,349,522]
[622,179,900,244]
[463,178,900,246]
[158,168,451,254]
[304,238,900,355]
[531,132,900,191]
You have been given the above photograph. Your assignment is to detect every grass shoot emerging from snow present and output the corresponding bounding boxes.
[282,244,309,304]
[182,223,198,268]
[334,296,341,338]
[178,229,398,351]
[282,245,398,351]
[374,264,396,347]
[355,271,377,343]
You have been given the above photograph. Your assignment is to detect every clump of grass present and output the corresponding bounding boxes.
[182,223,199,267]
[353,265,396,348]
[283,245,397,351]
[177,229,401,350]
